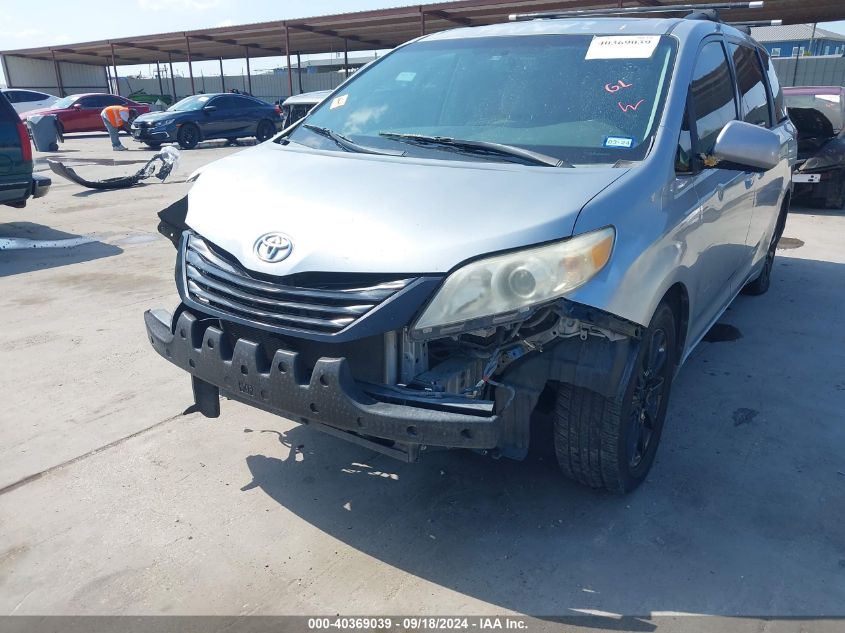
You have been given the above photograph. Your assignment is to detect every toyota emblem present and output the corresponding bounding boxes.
[254,232,293,263]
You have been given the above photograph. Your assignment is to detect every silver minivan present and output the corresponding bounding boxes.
[147,5,795,493]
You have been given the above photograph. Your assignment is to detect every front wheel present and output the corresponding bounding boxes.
[177,123,200,150]
[824,170,845,209]
[553,302,676,493]
[255,119,276,143]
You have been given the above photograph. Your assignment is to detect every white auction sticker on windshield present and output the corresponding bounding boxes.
[330,94,348,109]
[585,35,660,60]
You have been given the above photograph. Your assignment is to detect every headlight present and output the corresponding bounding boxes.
[413,226,614,337]
[154,118,176,127]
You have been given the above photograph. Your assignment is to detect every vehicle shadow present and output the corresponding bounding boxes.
[0,222,122,277]
[788,201,845,217]
[234,253,845,617]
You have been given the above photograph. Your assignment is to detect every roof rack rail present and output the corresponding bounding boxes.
[729,19,782,27]
[509,2,763,22]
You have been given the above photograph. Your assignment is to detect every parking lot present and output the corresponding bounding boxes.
[1,135,844,617]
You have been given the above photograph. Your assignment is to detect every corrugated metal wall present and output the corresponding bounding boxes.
[119,71,344,104]
[2,53,347,102]
[2,55,107,94]
[9,51,840,102]
[773,55,845,87]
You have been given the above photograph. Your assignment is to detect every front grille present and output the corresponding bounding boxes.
[183,234,414,335]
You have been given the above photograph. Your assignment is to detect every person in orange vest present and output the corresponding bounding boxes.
[101,105,136,151]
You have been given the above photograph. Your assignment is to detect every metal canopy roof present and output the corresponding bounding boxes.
[3,0,845,66]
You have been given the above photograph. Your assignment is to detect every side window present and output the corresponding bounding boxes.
[233,96,258,109]
[100,95,123,107]
[20,91,44,102]
[761,51,787,122]
[690,41,737,157]
[211,96,237,110]
[729,43,771,127]
[4,90,21,103]
[77,96,100,108]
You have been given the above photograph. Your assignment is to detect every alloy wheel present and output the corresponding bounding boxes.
[627,327,668,468]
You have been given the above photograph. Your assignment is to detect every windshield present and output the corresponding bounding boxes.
[53,95,79,109]
[290,34,676,166]
[784,92,843,133]
[168,95,213,112]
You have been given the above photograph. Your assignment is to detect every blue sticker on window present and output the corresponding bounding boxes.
[604,136,634,149]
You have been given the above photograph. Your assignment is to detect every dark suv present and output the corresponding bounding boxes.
[0,92,50,208]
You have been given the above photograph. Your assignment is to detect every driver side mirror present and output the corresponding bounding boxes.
[72,103,82,109]
[709,120,780,172]
[202,105,217,114]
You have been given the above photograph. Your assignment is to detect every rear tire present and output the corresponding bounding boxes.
[743,197,788,296]
[177,123,200,150]
[255,119,276,143]
[553,302,676,494]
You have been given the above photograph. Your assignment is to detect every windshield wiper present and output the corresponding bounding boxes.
[303,124,403,156]
[378,132,572,168]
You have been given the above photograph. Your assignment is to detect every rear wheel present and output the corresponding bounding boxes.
[255,119,276,143]
[743,197,788,296]
[177,123,200,150]
[553,302,676,493]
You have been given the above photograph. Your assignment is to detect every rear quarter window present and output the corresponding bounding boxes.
[761,51,787,122]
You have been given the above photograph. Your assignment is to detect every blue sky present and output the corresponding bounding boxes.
[1,0,844,87]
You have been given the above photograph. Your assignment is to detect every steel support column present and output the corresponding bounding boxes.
[169,53,177,100]
[420,8,427,35]
[343,39,349,77]
[104,65,111,94]
[185,34,195,95]
[245,46,252,94]
[157,61,164,97]
[0,55,13,89]
[297,52,302,94]
[219,57,225,92]
[284,23,293,97]
[110,43,120,95]
[50,49,65,96]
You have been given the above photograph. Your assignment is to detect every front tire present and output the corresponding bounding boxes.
[177,123,200,150]
[553,302,676,493]
[824,170,845,209]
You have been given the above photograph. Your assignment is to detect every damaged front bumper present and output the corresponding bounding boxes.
[145,308,502,460]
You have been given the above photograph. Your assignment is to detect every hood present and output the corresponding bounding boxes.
[135,110,179,123]
[185,142,628,275]
[788,107,835,139]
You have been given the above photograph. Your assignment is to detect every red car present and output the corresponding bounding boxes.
[20,93,151,134]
